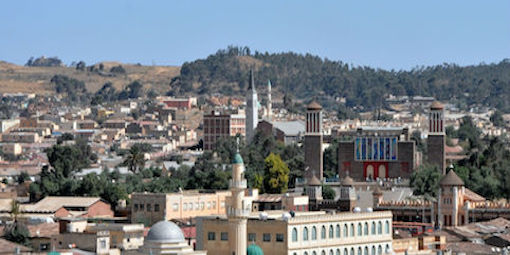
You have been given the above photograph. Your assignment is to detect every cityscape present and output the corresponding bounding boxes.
[0,1,510,255]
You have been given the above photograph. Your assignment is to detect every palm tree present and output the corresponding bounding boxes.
[124,147,146,173]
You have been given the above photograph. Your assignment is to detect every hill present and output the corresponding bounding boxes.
[171,46,510,112]
[0,60,180,94]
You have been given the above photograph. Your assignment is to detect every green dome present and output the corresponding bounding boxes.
[232,153,244,164]
[247,244,264,255]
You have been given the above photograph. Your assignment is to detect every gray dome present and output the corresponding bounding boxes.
[146,221,185,243]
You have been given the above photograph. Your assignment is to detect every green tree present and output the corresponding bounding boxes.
[123,146,146,173]
[322,185,336,200]
[263,153,290,194]
[490,110,505,127]
[410,164,441,197]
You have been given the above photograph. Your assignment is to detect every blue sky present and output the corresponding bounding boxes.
[1,1,509,70]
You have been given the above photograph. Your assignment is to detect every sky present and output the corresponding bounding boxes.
[1,1,509,70]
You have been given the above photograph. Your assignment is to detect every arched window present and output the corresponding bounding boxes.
[344,224,348,237]
[350,248,355,255]
[329,225,334,239]
[364,222,369,235]
[357,247,362,255]
[344,248,348,255]
[312,226,317,240]
[305,252,308,255]
[364,246,369,255]
[371,246,376,255]
[336,224,341,238]
[385,244,390,253]
[385,221,390,234]
[371,222,376,235]
[377,245,382,255]
[294,253,297,255]
[357,223,362,236]
[330,250,334,255]
[322,251,326,255]
[313,251,317,255]
[303,227,309,241]
[377,221,382,234]
[292,228,298,242]
[350,224,354,237]
[321,226,326,239]
[336,249,341,255]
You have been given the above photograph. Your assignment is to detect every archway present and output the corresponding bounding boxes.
[378,165,386,178]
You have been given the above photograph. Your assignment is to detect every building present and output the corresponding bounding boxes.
[0,119,19,133]
[427,101,446,174]
[1,143,22,156]
[160,97,197,110]
[139,220,207,255]
[197,210,394,255]
[130,191,230,225]
[304,101,324,181]
[21,196,114,219]
[337,127,416,180]
[1,132,40,143]
[196,143,394,255]
[257,120,305,145]
[246,70,259,142]
[203,110,245,150]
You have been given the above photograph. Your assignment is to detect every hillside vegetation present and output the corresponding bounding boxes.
[171,46,510,112]
[0,60,180,94]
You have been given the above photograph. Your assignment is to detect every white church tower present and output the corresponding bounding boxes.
[266,80,272,121]
[245,70,258,142]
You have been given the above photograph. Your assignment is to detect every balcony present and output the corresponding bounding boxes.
[229,179,247,189]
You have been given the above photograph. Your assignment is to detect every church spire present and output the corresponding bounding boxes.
[245,69,258,142]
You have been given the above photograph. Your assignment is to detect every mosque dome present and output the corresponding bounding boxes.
[247,244,264,255]
[146,220,185,243]
[233,152,244,164]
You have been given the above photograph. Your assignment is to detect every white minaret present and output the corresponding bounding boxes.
[245,70,258,142]
[266,80,272,121]
[227,139,249,255]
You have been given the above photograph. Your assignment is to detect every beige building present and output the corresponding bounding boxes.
[197,145,393,255]
[1,143,22,156]
[130,191,230,225]
[197,211,393,255]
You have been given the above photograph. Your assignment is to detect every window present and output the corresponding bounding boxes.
[336,249,341,255]
[377,221,382,234]
[292,228,298,242]
[263,233,271,242]
[358,223,362,236]
[221,201,225,208]
[147,204,152,212]
[212,201,217,209]
[344,248,348,255]
[207,232,215,240]
[305,252,308,255]
[207,202,211,209]
[322,251,326,255]
[100,240,107,249]
[195,202,199,210]
[358,247,362,255]
[385,244,390,254]
[172,203,178,211]
[248,233,256,242]
[200,202,205,210]
[134,204,138,212]
[371,222,376,235]
[364,247,369,255]
[154,204,160,212]
[220,232,228,241]
[321,226,326,239]
[372,246,376,255]
[350,248,355,255]
[364,222,369,235]
[303,227,309,241]
[183,203,187,211]
[312,226,317,240]
[336,224,340,238]
[385,221,390,234]
[313,252,317,255]
[329,225,334,239]
[140,203,144,211]
[344,224,348,237]
[350,224,354,237]
[377,245,382,255]
[330,250,334,255]
[276,233,284,242]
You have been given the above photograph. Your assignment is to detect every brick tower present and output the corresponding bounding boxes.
[427,101,446,174]
[305,101,323,180]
